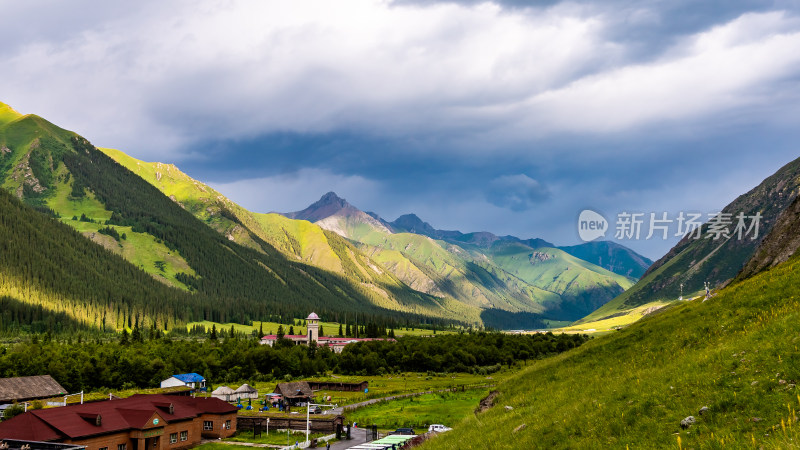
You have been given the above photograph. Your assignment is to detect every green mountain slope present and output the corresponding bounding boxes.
[0,101,463,330]
[0,186,196,333]
[98,147,482,325]
[423,252,800,449]
[482,241,635,321]
[559,240,653,279]
[580,156,800,327]
[284,193,637,325]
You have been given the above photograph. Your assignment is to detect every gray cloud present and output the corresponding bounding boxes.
[2,0,800,261]
[485,174,550,211]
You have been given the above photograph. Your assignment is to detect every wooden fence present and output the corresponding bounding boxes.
[237,415,344,433]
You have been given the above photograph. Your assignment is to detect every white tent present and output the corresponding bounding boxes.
[234,383,259,399]
[211,385,236,402]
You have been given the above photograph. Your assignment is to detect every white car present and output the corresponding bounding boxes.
[428,424,452,433]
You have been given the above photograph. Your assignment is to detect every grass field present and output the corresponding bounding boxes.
[346,389,491,430]
[194,444,254,450]
[225,429,330,446]
[231,371,506,417]
[422,254,800,449]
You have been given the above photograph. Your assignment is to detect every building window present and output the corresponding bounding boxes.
[203,421,213,431]
[100,447,108,450]
[180,430,188,441]
[170,433,178,444]
[225,420,231,430]
[118,445,127,450]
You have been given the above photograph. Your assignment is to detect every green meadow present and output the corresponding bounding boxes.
[422,254,800,449]
[346,389,491,430]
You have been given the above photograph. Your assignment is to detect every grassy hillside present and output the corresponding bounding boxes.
[423,254,800,449]
[355,232,559,315]
[483,241,635,321]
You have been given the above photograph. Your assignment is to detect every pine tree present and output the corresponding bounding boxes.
[259,322,264,337]
[210,324,218,341]
[131,323,142,343]
[119,329,129,345]
[288,325,295,335]
[319,326,324,337]
[338,324,343,337]
[277,324,285,339]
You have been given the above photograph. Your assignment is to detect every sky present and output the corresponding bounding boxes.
[2,0,800,259]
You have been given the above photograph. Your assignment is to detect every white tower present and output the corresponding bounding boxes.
[306,312,320,344]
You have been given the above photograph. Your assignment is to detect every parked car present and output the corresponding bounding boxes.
[309,406,322,414]
[392,428,415,435]
[428,424,452,433]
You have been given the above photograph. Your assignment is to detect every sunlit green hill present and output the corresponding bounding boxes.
[0,101,463,333]
[423,250,800,449]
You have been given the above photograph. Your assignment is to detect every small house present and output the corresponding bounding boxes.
[234,384,258,400]
[160,373,206,391]
[211,386,236,402]
[273,382,312,406]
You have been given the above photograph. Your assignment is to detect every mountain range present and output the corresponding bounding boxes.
[0,101,652,331]
[281,191,649,323]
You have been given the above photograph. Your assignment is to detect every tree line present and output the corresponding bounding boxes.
[0,332,588,395]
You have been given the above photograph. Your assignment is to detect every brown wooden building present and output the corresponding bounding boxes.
[307,381,368,392]
[272,382,312,406]
[0,394,236,450]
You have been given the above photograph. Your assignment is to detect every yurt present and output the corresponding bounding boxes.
[235,383,259,399]
[211,385,236,402]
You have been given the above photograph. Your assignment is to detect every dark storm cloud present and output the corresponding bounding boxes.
[3,0,800,260]
[485,175,550,211]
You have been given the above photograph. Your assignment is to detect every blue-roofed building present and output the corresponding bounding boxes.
[160,373,207,391]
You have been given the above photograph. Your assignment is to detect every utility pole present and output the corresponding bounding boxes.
[305,402,337,445]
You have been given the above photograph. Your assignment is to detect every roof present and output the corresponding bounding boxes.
[273,382,312,399]
[0,375,67,403]
[171,373,205,383]
[211,386,235,395]
[234,384,257,394]
[261,335,307,340]
[0,394,235,442]
[307,312,320,320]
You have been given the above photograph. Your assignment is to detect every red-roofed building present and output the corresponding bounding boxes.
[0,394,236,450]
